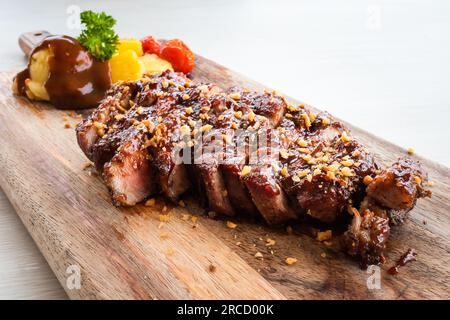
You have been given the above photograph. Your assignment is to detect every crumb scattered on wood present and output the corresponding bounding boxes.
[320,252,327,258]
[316,230,332,242]
[178,200,186,207]
[166,248,175,256]
[82,162,93,170]
[427,181,434,187]
[159,214,170,222]
[181,213,191,221]
[159,232,170,240]
[285,257,298,265]
[255,252,263,259]
[145,198,156,207]
[226,221,237,229]
[265,238,276,246]
[208,211,217,218]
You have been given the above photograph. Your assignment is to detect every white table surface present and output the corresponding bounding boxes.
[0,0,449,299]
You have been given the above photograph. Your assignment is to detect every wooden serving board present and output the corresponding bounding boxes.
[0,58,449,299]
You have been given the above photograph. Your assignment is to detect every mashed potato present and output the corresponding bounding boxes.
[13,38,173,103]
[13,48,52,101]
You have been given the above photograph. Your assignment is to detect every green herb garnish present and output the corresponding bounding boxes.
[77,10,119,61]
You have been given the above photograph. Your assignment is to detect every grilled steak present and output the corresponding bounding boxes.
[76,70,431,266]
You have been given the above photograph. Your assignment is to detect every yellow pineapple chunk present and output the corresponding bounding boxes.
[109,49,144,83]
[139,54,173,75]
[117,38,143,56]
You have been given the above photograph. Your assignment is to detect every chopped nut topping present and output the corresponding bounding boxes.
[414,176,422,185]
[292,175,301,183]
[341,133,352,142]
[285,257,298,265]
[280,166,289,177]
[427,181,434,187]
[313,168,322,176]
[308,111,317,123]
[248,111,255,122]
[185,106,194,115]
[241,165,252,176]
[326,171,335,180]
[280,150,289,159]
[182,94,190,101]
[321,117,330,126]
[200,124,213,132]
[341,159,354,167]
[297,169,309,178]
[64,123,71,129]
[229,92,241,100]
[234,111,242,119]
[340,167,353,177]
[114,114,125,121]
[226,221,237,229]
[297,138,308,147]
[407,147,414,155]
[136,106,144,114]
[301,113,311,129]
[306,174,313,182]
[363,175,373,185]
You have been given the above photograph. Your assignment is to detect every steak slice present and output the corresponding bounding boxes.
[102,129,157,206]
[366,157,431,210]
[77,81,138,160]
[344,200,390,267]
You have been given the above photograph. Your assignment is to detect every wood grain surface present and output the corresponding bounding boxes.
[0,60,449,299]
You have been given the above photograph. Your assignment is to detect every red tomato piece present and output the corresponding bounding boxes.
[141,36,162,55]
[159,39,196,74]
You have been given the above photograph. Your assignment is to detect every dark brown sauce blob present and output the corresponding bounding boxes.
[15,35,111,109]
[388,248,417,275]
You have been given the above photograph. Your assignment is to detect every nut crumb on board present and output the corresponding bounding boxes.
[226,221,237,229]
[82,162,93,170]
[255,252,264,259]
[285,257,298,265]
[320,252,327,258]
[145,198,156,207]
[159,214,170,222]
[159,232,170,240]
[265,238,276,246]
[316,230,332,242]
[181,213,191,221]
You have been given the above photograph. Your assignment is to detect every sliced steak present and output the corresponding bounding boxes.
[366,157,431,210]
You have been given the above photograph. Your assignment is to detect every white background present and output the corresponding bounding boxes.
[0,0,449,299]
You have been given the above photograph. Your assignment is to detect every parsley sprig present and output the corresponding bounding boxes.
[77,10,119,61]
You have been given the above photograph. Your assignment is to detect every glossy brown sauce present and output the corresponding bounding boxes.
[15,35,111,109]
[388,248,417,275]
